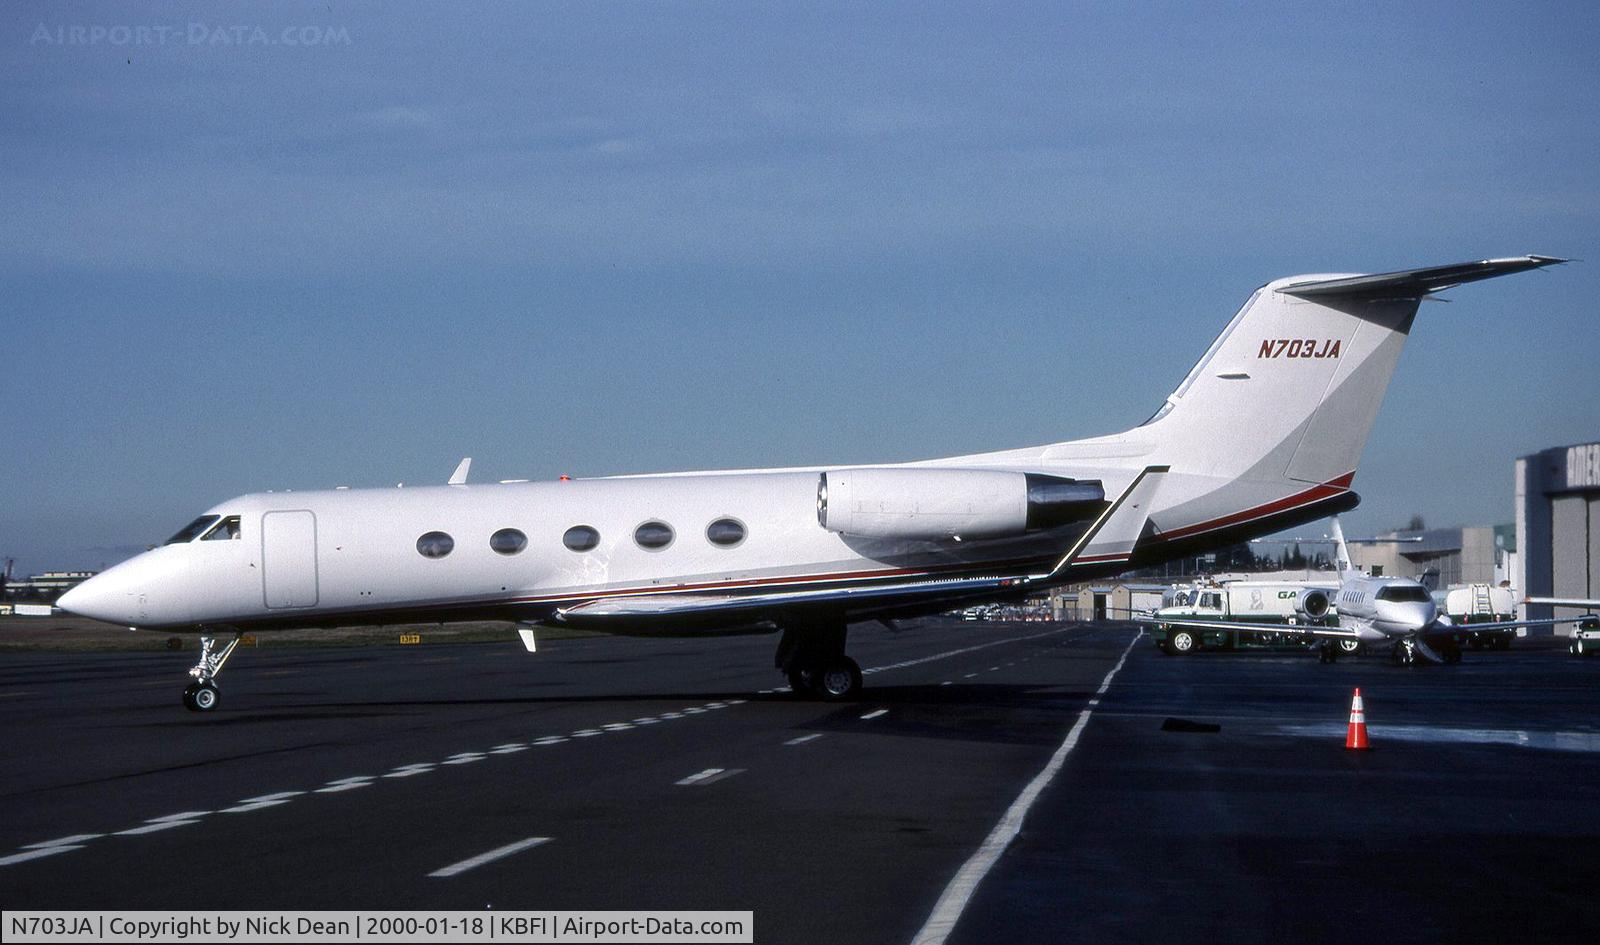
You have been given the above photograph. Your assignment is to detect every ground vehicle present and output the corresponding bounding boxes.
[1150,581,1343,655]
[1570,618,1600,656]
[1446,583,1518,650]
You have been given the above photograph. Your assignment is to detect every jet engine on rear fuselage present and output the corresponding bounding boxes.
[816,468,1105,542]
[1295,588,1332,620]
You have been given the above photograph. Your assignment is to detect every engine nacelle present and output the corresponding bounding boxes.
[816,468,1104,541]
[1295,588,1332,620]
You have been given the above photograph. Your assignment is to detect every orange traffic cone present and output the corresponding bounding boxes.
[1345,687,1369,750]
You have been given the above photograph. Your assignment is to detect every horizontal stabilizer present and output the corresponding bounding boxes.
[1280,255,1566,299]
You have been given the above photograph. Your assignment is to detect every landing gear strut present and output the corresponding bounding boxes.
[182,631,242,712]
[775,618,862,701]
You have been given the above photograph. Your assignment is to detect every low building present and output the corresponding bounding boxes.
[1517,441,1600,623]
[1351,526,1509,587]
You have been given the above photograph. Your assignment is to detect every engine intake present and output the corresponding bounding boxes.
[1295,588,1331,620]
[817,468,1104,541]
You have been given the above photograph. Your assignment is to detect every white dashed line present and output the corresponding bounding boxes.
[443,752,487,766]
[221,791,305,814]
[601,723,634,732]
[114,812,211,835]
[675,767,744,786]
[0,847,79,867]
[785,734,824,746]
[532,736,568,746]
[490,743,529,755]
[962,673,978,679]
[24,834,104,849]
[315,777,376,794]
[659,712,684,720]
[429,837,550,878]
[860,709,889,720]
[632,717,661,725]
[571,729,602,738]
[384,763,437,779]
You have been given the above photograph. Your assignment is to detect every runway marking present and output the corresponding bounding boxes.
[384,763,437,779]
[675,767,744,786]
[221,791,306,814]
[114,811,213,835]
[659,711,685,719]
[491,743,529,754]
[532,736,568,746]
[571,728,603,737]
[682,707,707,714]
[601,722,634,731]
[0,847,80,867]
[860,709,888,720]
[633,717,662,725]
[316,777,377,793]
[861,626,1073,676]
[785,734,824,746]
[443,752,487,765]
[428,837,550,878]
[941,680,953,686]
[962,673,978,679]
[911,630,1144,945]
[23,834,105,849]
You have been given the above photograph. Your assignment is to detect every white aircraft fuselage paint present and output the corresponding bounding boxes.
[59,258,1565,641]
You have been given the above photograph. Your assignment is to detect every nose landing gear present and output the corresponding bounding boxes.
[181,631,242,712]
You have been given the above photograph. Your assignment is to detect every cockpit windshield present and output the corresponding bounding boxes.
[165,515,220,545]
[201,516,242,541]
[1375,585,1431,603]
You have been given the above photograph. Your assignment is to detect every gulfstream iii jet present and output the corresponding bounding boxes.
[59,256,1566,710]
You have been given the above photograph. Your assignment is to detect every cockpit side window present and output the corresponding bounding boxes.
[166,515,220,545]
[1375,585,1430,603]
[201,515,242,541]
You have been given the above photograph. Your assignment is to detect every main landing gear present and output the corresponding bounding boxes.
[182,630,243,712]
[774,618,862,701]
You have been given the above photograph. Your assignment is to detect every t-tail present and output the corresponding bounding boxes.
[1134,255,1564,507]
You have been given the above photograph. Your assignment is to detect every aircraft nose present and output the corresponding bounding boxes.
[56,572,130,624]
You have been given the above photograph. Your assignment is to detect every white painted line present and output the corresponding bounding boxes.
[221,791,306,814]
[0,847,78,867]
[989,666,1000,671]
[532,736,568,746]
[632,717,661,725]
[428,837,550,878]
[571,728,602,737]
[115,820,199,836]
[941,681,953,686]
[491,743,529,755]
[704,701,727,709]
[862,626,1073,677]
[23,834,104,849]
[962,673,978,679]
[860,709,888,720]
[682,707,707,714]
[727,699,748,705]
[384,763,436,779]
[601,723,634,731]
[315,777,376,794]
[659,712,684,720]
[677,768,724,785]
[443,753,487,765]
[785,734,824,746]
[911,631,1144,945]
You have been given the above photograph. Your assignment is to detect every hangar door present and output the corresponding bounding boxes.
[261,510,319,609]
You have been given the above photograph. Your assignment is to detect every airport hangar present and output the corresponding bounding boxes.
[1518,440,1600,620]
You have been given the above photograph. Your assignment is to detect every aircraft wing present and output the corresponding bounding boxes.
[1445,614,1600,635]
[555,574,1026,627]
[1279,255,1566,300]
[1130,614,1360,639]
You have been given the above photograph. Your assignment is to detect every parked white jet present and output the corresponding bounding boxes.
[1141,518,1598,663]
[59,256,1569,709]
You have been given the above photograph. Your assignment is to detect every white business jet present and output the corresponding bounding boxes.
[59,256,1567,709]
[1141,518,1598,663]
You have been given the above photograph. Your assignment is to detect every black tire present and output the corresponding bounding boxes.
[181,683,199,711]
[817,657,862,701]
[786,665,818,697]
[191,682,219,712]
[1168,629,1198,655]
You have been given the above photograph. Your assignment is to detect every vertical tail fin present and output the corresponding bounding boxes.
[1140,256,1563,490]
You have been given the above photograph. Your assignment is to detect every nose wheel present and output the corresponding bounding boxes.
[181,631,241,712]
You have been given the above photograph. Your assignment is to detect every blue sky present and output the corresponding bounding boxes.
[3,1,1596,574]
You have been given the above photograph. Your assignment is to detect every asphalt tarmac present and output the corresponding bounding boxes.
[2,621,1597,944]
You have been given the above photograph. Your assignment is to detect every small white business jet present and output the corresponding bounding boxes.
[60,256,1567,709]
[1142,535,1597,665]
